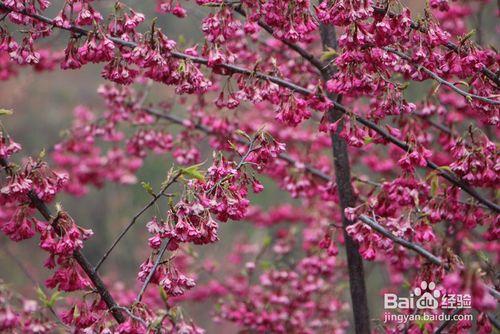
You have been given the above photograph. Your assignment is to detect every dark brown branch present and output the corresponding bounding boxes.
[384,47,499,105]
[359,216,444,267]
[0,158,126,324]
[0,2,497,212]
[231,5,325,71]
[433,308,462,334]
[487,314,500,330]
[358,215,500,300]
[372,6,499,87]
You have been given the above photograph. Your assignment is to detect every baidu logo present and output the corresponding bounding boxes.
[384,281,442,310]
[383,281,473,324]
[414,281,440,309]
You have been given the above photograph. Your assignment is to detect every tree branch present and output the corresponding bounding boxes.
[229,2,499,87]
[384,47,499,105]
[144,106,500,322]
[230,4,325,71]
[133,133,258,301]
[144,105,499,213]
[371,6,499,87]
[136,238,170,302]
[359,215,444,267]
[0,158,126,324]
[0,243,69,329]
[433,308,462,334]
[358,215,500,300]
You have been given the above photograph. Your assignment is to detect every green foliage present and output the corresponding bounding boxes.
[320,47,337,62]
[180,162,205,182]
[0,108,13,116]
[141,181,154,195]
[36,286,63,308]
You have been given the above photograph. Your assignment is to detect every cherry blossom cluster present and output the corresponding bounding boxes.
[137,132,285,301]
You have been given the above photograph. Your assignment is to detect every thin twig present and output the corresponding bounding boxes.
[206,134,257,194]
[97,132,255,272]
[112,306,148,328]
[136,238,170,302]
[134,134,258,301]
[94,171,181,271]
[0,243,69,329]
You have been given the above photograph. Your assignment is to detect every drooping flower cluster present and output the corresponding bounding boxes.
[137,132,286,299]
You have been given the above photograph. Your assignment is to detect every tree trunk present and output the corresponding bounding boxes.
[319,23,371,334]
